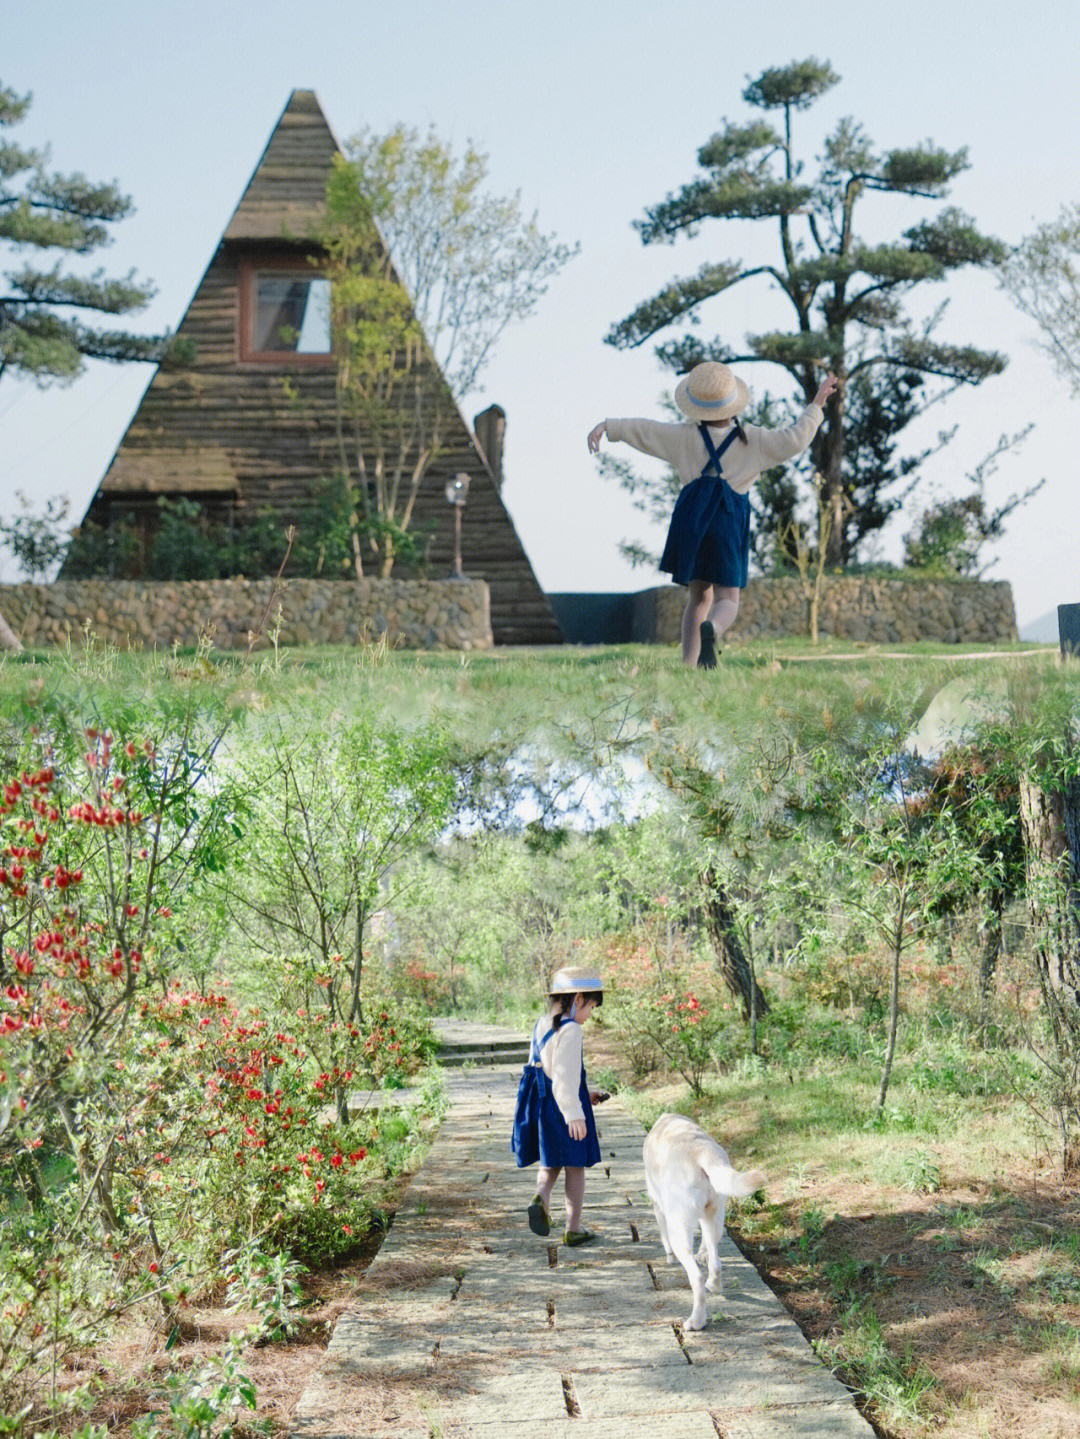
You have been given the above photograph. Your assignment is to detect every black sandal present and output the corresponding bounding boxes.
[697,621,719,669]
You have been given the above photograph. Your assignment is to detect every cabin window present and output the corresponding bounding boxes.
[238,259,334,363]
[252,275,331,354]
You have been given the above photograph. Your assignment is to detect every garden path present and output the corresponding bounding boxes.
[290,1037,874,1438]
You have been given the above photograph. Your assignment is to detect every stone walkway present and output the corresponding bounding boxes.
[291,1057,875,1439]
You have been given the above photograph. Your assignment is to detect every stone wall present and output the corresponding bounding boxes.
[0,577,493,652]
[632,577,1017,646]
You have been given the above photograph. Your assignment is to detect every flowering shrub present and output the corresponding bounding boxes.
[0,731,431,1408]
[612,978,733,1097]
[397,959,453,1011]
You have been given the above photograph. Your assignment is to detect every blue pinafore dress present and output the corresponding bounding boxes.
[659,422,751,588]
[511,1019,601,1169]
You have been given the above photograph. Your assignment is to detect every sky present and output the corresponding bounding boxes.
[3,0,1079,637]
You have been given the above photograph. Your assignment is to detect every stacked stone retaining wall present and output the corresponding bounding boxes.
[0,577,493,652]
[633,576,1017,646]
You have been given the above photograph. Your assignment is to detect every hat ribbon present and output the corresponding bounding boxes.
[686,384,739,409]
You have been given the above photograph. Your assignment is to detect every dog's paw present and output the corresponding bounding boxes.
[705,1274,722,1294]
[686,1307,708,1331]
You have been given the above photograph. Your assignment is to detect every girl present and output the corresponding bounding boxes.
[511,965,605,1247]
[589,361,839,666]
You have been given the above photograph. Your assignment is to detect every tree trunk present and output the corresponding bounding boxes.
[876,914,904,1116]
[0,606,23,653]
[348,895,366,1028]
[1019,765,1080,1169]
[815,391,846,567]
[700,867,770,1021]
[977,889,1004,997]
[1019,775,1080,1022]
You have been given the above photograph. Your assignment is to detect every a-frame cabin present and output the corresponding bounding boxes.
[75,90,562,646]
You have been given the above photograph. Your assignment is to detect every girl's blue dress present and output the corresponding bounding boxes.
[511,1018,601,1169]
[659,423,750,588]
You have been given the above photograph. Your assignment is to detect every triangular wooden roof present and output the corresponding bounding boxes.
[78,91,561,646]
[225,90,339,242]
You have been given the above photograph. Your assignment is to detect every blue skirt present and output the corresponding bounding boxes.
[511,1063,601,1169]
[659,476,750,588]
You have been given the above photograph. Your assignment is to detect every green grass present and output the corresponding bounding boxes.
[0,639,1059,761]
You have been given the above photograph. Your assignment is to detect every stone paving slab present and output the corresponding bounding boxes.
[441,1417,718,1439]
[290,1054,874,1438]
[571,1357,849,1415]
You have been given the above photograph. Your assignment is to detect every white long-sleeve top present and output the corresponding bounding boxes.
[605,407,823,493]
[532,1015,585,1124]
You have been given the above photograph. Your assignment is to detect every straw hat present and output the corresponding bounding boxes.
[549,965,603,996]
[674,361,750,422]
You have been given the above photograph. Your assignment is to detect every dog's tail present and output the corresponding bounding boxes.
[705,1160,766,1199]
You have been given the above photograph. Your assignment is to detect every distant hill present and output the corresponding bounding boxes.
[1020,609,1064,643]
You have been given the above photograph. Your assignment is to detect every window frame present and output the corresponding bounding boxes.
[237,255,335,366]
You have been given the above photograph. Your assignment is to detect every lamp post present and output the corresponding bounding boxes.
[445,472,470,579]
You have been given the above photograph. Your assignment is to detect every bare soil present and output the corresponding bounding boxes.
[728,1165,1080,1439]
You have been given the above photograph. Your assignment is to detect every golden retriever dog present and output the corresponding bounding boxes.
[643,1113,766,1330]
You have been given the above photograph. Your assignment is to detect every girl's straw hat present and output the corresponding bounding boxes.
[674,361,750,422]
[549,966,603,996]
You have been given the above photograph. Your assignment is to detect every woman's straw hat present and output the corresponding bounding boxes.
[549,966,603,996]
[674,361,750,422]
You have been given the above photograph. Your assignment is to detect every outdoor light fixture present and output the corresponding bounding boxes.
[445,472,470,579]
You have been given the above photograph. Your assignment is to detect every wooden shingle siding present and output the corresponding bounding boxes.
[75,90,561,645]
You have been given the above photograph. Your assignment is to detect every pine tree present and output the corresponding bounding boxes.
[0,81,175,385]
[607,59,1007,564]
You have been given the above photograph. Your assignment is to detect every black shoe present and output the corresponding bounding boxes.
[528,1194,551,1236]
[697,621,718,669]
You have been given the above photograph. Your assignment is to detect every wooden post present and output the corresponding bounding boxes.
[1059,604,1080,660]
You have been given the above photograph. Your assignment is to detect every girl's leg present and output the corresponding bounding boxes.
[536,1166,560,1210]
[564,1166,586,1231]
[681,582,714,664]
[707,586,740,642]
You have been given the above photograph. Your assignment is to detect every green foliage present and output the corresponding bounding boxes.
[133,1337,257,1439]
[902,427,1044,577]
[346,124,577,399]
[148,498,220,580]
[0,690,458,1412]
[898,1148,941,1193]
[817,1306,940,1427]
[1000,202,1080,396]
[88,480,414,583]
[62,517,141,579]
[742,57,840,111]
[320,126,575,577]
[222,1244,308,1342]
[0,81,176,385]
[0,492,71,581]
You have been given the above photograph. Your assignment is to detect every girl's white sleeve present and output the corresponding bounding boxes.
[550,1024,585,1124]
[605,418,686,467]
[748,406,823,467]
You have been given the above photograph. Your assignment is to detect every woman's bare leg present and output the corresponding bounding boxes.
[564,1166,586,1231]
[681,582,714,664]
[708,587,740,641]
